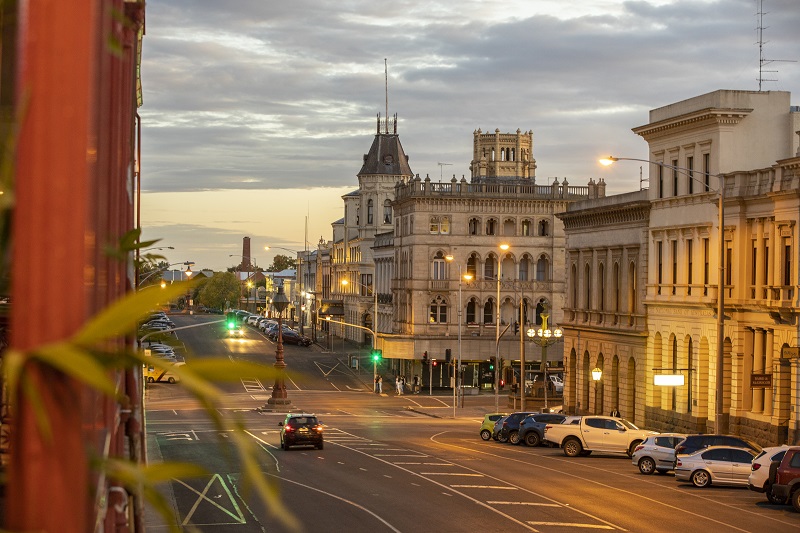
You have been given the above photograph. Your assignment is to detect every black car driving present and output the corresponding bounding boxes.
[279,413,324,450]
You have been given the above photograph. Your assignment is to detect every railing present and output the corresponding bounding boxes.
[395,178,592,201]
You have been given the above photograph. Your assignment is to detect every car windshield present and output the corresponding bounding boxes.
[618,419,640,430]
[290,416,318,426]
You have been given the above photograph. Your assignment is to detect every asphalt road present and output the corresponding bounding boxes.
[144,315,800,532]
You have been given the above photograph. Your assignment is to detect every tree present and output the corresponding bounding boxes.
[197,272,241,310]
[267,254,296,272]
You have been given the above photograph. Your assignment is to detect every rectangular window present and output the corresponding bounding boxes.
[687,239,693,295]
[703,238,710,296]
[432,260,445,280]
[440,217,450,234]
[687,156,694,194]
[726,247,732,287]
[751,242,757,288]
[672,240,677,295]
[483,303,493,324]
[429,218,439,234]
[360,274,373,297]
[657,241,663,295]
[703,153,710,191]
[658,166,664,199]
[672,159,679,196]
[785,243,792,286]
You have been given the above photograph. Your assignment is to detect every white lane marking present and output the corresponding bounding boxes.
[528,522,613,530]
[488,501,561,507]
[450,485,518,490]
[420,473,484,477]
[243,430,280,472]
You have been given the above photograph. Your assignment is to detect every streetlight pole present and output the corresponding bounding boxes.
[495,244,510,413]
[446,255,473,415]
[526,305,563,412]
[267,284,291,405]
[601,156,727,432]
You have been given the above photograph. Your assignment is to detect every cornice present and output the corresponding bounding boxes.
[632,107,753,139]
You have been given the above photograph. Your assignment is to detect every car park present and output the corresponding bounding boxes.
[631,433,687,474]
[519,413,567,447]
[748,445,791,504]
[674,445,758,488]
[279,413,324,450]
[497,411,539,444]
[479,413,506,441]
[674,434,762,456]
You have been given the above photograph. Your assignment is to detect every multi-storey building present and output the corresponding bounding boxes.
[562,89,800,445]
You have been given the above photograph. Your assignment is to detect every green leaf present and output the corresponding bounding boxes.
[33,342,120,399]
[21,372,52,442]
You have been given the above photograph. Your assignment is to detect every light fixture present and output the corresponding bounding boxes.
[654,374,685,386]
[591,367,603,381]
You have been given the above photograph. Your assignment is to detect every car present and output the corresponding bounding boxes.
[674,434,762,456]
[770,446,800,511]
[227,324,244,338]
[479,413,506,441]
[748,445,791,504]
[246,315,261,326]
[674,445,758,488]
[519,412,567,447]
[279,413,324,450]
[631,433,687,474]
[492,415,509,441]
[281,330,312,346]
[497,411,539,444]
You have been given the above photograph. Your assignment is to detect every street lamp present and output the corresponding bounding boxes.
[267,284,291,405]
[591,367,603,414]
[446,255,473,415]
[601,155,727,432]
[495,243,510,413]
[526,305,563,412]
[137,260,195,288]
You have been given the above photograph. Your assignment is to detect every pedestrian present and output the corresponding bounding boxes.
[377,375,382,394]
[401,375,406,394]
[374,374,380,394]
[395,376,403,395]
[610,407,621,417]
[413,374,420,394]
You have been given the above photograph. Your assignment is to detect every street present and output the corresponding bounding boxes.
[144,316,800,532]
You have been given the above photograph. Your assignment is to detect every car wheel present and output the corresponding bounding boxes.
[766,485,787,505]
[168,377,176,384]
[509,431,520,445]
[146,377,154,383]
[691,470,711,488]
[524,432,541,447]
[638,457,656,475]
[628,440,643,458]
[480,429,491,441]
[317,442,324,450]
[498,433,508,443]
[563,438,582,457]
[792,488,800,512]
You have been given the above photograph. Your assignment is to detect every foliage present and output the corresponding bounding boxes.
[197,272,240,310]
[267,254,296,272]
[3,280,301,532]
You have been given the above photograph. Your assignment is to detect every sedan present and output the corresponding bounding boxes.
[631,433,687,474]
[675,446,758,488]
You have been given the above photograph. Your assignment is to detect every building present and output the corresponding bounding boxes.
[562,89,800,445]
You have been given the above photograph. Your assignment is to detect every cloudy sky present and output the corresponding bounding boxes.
[139,0,799,271]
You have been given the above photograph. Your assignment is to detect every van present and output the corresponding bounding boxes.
[144,361,185,384]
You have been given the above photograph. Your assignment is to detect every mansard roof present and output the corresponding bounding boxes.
[358,127,413,177]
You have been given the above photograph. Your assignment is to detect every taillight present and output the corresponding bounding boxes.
[284,425,294,432]
[634,445,644,452]
[544,425,552,432]
[752,463,761,471]
[676,459,682,467]
[314,425,323,432]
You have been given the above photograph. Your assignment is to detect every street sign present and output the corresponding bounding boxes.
[750,373,772,389]
[782,346,799,359]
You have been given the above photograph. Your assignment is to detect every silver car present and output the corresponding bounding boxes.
[675,446,757,488]
[631,433,687,474]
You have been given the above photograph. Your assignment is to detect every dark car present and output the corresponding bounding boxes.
[498,411,539,444]
[279,413,324,450]
[281,330,312,346]
[674,434,762,456]
[519,413,567,447]
[492,415,509,441]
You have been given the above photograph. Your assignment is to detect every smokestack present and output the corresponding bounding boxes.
[242,236,252,269]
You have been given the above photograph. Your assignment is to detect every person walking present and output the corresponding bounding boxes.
[375,375,382,394]
[395,376,403,395]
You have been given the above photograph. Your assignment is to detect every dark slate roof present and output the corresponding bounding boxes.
[358,133,413,177]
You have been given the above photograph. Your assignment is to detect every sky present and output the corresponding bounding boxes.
[139,0,800,271]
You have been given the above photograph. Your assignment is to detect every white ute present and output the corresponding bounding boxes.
[543,415,657,457]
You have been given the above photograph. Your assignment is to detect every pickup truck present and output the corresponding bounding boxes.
[543,415,657,457]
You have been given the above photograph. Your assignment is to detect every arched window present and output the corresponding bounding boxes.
[469,218,480,235]
[383,200,392,224]
[484,254,496,280]
[432,251,446,280]
[486,219,496,236]
[519,254,531,281]
[536,254,549,281]
[367,199,374,224]
[538,219,549,236]
[483,300,494,324]
[429,295,447,323]
[521,219,531,236]
[466,298,477,323]
[467,253,478,278]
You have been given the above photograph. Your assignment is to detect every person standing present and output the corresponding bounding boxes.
[395,376,402,395]
[413,374,420,394]
[376,375,382,394]
[610,407,621,417]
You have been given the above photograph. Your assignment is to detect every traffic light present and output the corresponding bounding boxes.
[513,322,519,335]
[422,351,428,365]
[445,349,452,363]
[489,356,496,371]
[226,312,236,330]
[432,359,438,367]
[371,349,382,362]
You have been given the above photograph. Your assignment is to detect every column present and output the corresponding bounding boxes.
[764,329,774,417]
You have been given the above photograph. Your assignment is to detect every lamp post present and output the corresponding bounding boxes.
[526,305,563,412]
[267,284,291,405]
[495,243,510,413]
[137,260,194,288]
[446,255,473,415]
[601,156,727,432]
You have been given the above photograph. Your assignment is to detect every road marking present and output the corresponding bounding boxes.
[420,473,484,477]
[373,454,428,457]
[175,474,245,526]
[240,378,265,393]
[450,485,517,490]
[528,522,613,529]
[488,501,561,507]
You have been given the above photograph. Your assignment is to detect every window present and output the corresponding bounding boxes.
[539,220,549,237]
[484,301,494,324]
[430,216,439,234]
[469,218,480,235]
[383,200,392,224]
[519,255,530,281]
[466,299,476,323]
[367,199,373,224]
[671,240,677,295]
[521,220,531,236]
[687,239,693,295]
[585,418,605,429]
[440,217,450,234]
[467,254,478,278]
[598,263,605,312]
[703,238,709,296]
[484,255,496,280]
[429,295,447,323]
[658,165,664,199]
[536,255,548,281]
[687,156,694,194]
[486,219,496,236]
[657,241,663,295]
[785,242,792,286]
[672,159,678,196]
[703,153,710,191]
[360,274,373,297]
[432,252,446,280]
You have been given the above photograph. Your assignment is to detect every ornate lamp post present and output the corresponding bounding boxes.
[267,284,291,405]
[526,305,563,412]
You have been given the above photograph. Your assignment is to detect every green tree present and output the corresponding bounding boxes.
[197,272,240,310]
[267,254,296,272]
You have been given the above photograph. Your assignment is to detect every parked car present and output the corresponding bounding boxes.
[544,416,657,457]
[246,315,261,326]
[281,330,312,346]
[674,446,758,488]
[497,411,539,444]
[769,446,800,511]
[748,445,791,504]
[479,413,506,441]
[144,361,185,384]
[492,415,509,441]
[674,434,762,456]
[519,413,567,447]
[631,433,687,474]
[279,413,324,450]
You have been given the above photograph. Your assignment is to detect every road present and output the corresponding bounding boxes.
[144,315,800,532]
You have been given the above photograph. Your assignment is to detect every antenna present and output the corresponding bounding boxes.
[756,0,796,91]
[437,162,453,181]
[384,59,389,134]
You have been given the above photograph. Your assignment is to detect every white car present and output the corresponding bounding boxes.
[631,433,687,474]
[675,446,757,487]
[246,315,261,326]
[748,444,791,504]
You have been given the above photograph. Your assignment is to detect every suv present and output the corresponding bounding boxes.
[497,411,539,444]
[519,413,566,447]
[674,434,762,456]
[749,445,791,504]
[770,446,800,511]
[279,413,324,450]
[631,433,687,474]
